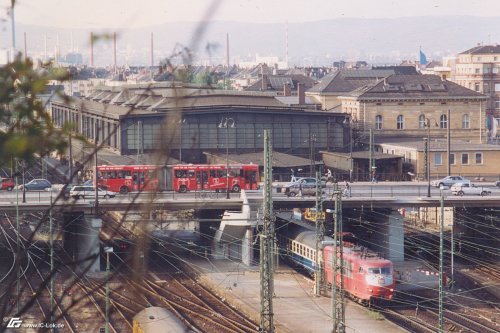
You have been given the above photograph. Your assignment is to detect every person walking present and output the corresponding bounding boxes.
[299,181,303,198]
[343,181,350,197]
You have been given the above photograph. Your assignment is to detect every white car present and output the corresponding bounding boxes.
[430,176,469,188]
[450,182,491,196]
[69,186,117,199]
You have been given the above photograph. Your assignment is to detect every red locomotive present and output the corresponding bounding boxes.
[280,230,395,304]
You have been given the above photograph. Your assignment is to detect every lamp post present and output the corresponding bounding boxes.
[343,117,356,182]
[218,117,235,199]
[309,134,317,177]
[424,117,437,197]
[104,246,113,333]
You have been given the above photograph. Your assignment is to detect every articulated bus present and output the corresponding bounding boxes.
[97,164,259,194]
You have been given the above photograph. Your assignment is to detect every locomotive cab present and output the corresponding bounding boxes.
[363,263,395,301]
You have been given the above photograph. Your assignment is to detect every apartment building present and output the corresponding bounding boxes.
[454,45,500,139]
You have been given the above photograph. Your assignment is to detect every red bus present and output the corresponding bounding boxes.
[96,164,258,194]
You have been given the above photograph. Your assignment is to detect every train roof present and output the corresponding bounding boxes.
[289,230,333,249]
[133,307,187,332]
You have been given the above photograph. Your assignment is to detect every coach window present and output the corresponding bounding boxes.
[188,170,195,178]
[175,170,186,178]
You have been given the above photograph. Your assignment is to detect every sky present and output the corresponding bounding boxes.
[2,0,500,29]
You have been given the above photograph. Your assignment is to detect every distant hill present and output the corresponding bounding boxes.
[10,16,500,66]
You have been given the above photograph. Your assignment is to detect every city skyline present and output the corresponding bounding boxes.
[2,0,500,29]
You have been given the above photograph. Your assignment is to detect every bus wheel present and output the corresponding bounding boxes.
[232,185,241,193]
[119,186,129,194]
[179,185,188,193]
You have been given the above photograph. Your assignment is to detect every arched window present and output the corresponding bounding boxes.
[375,115,383,130]
[440,114,448,129]
[419,115,426,129]
[462,114,469,129]
[397,115,404,130]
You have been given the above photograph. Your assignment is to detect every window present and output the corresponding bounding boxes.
[461,153,469,165]
[449,153,455,165]
[440,114,448,129]
[494,67,499,74]
[434,152,442,165]
[462,114,469,129]
[475,153,483,164]
[474,83,480,91]
[495,83,500,91]
[419,115,426,129]
[475,68,480,74]
[495,100,500,109]
[375,115,383,130]
[397,115,404,129]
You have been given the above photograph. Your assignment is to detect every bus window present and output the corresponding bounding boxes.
[139,172,145,184]
[175,170,186,178]
[147,170,155,180]
[210,170,216,178]
[217,170,225,178]
[188,170,195,178]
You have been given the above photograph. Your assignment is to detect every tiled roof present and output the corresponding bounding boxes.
[459,45,500,55]
[308,69,396,94]
[351,74,487,100]
[206,151,321,168]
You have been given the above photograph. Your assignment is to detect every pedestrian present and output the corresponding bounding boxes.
[290,168,297,182]
[327,168,332,182]
[371,172,377,183]
[343,181,350,197]
[299,181,303,198]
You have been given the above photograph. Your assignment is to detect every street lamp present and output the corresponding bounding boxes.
[218,117,235,199]
[343,117,356,182]
[424,118,438,197]
[104,246,113,333]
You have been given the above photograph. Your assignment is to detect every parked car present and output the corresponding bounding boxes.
[450,182,491,196]
[430,176,469,188]
[69,185,116,199]
[284,177,324,197]
[19,179,52,191]
[0,178,14,191]
[59,183,79,199]
[495,180,500,188]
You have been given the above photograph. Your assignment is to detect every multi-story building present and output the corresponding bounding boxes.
[454,44,500,139]
[338,74,488,144]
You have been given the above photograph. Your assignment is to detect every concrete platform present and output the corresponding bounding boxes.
[191,259,406,333]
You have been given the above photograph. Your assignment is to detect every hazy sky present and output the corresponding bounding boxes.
[3,0,500,29]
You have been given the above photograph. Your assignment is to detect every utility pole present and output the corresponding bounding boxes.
[309,133,316,177]
[94,122,99,217]
[68,132,73,182]
[49,192,54,332]
[369,129,373,181]
[439,192,444,333]
[136,120,142,164]
[260,129,274,333]
[424,138,430,197]
[447,109,451,176]
[15,175,20,314]
[332,187,345,333]
[314,169,325,296]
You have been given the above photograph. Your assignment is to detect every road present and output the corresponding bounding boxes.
[1,181,499,204]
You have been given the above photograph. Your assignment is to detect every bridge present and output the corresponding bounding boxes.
[2,186,498,272]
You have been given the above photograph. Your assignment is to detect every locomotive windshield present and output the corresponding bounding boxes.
[368,267,391,275]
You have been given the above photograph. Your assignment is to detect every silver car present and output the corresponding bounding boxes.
[430,176,469,188]
[70,186,116,199]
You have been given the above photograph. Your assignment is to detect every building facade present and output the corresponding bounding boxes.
[453,45,500,140]
[50,84,349,164]
[339,74,488,143]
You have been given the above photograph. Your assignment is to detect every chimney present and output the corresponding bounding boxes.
[283,83,291,96]
[90,32,94,67]
[298,83,305,104]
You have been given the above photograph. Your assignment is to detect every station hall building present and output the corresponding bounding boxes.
[50,82,352,166]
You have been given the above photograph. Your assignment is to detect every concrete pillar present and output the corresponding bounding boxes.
[241,227,253,266]
[80,216,102,274]
[387,211,404,262]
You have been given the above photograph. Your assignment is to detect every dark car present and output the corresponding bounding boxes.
[0,178,15,191]
[20,179,52,191]
[496,180,500,188]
